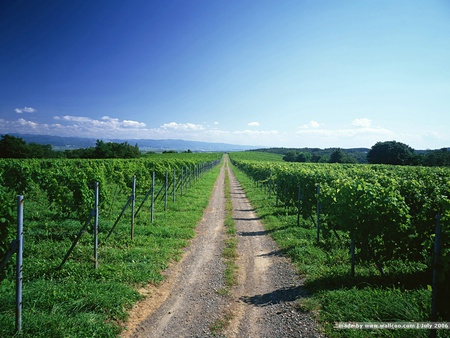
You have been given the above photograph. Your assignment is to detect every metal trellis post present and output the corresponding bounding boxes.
[16,195,24,333]
[131,176,136,240]
[316,184,321,242]
[151,171,155,223]
[94,182,99,269]
[164,171,168,211]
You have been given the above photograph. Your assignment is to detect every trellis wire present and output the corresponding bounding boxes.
[0,159,221,333]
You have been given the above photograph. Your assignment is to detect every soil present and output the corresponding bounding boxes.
[121,156,324,338]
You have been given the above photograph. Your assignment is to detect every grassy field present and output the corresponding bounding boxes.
[230,163,449,338]
[0,162,221,337]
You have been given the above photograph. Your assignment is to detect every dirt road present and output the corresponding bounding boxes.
[122,157,323,337]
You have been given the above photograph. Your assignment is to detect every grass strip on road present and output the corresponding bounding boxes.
[211,164,238,335]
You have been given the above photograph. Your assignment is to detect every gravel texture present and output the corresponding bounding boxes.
[122,157,324,337]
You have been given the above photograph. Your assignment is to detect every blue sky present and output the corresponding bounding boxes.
[1,0,449,149]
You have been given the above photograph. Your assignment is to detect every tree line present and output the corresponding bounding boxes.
[0,135,140,159]
[263,140,450,166]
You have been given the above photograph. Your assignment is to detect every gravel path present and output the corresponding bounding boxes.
[224,164,324,338]
[122,156,324,337]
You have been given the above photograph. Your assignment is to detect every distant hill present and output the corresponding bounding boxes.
[7,134,259,152]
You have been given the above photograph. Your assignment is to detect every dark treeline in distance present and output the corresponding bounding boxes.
[2,134,449,166]
[0,134,140,159]
[252,140,450,167]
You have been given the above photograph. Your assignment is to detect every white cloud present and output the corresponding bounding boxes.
[234,129,278,136]
[247,121,260,127]
[161,122,204,131]
[52,115,146,129]
[352,118,372,128]
[58,115,93,123]
[17,118,38,128]
[123,120,146,128]
[300,120,320,129]
[15,107,36,114]
[2,115,447,149]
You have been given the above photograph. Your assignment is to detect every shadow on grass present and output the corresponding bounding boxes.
[305,268,431,294]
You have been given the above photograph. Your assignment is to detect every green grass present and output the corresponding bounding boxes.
[211,165,238,336]
[0,163,222,337]
[230,163,447,338]
[222,168,238,289]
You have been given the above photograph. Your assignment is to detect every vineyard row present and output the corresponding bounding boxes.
[229,155,449,319]
[0,154,222,333]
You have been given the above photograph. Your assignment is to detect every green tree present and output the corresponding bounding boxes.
[0,134,29,158]
[283,150,297,162]
[92,140,140,158]
[329,148,357,163]
[0,134,58,158]
[422,148,450,166]
[329,148,345,163]
[367,141,418,165]
[296,152,311,162]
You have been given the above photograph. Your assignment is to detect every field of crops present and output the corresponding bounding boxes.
[0,153,222,337]
[1,150,449,337]
[230,151,449,337]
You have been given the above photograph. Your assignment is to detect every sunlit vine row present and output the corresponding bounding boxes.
[230,154,450,276]
[0,153,221,257]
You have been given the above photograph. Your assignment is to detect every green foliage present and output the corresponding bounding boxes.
[367,141,419,165]
[0,186,16,281]
[64,140,141,158]
[247,147,365,163]
[282,148,359,163]
[230,154,450,322]
[231,164,441,337]
[0,134,58,158]
[0,153,222,337]
[329,148,357,164]
[421,148,450,167]
[0,134,143,159]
